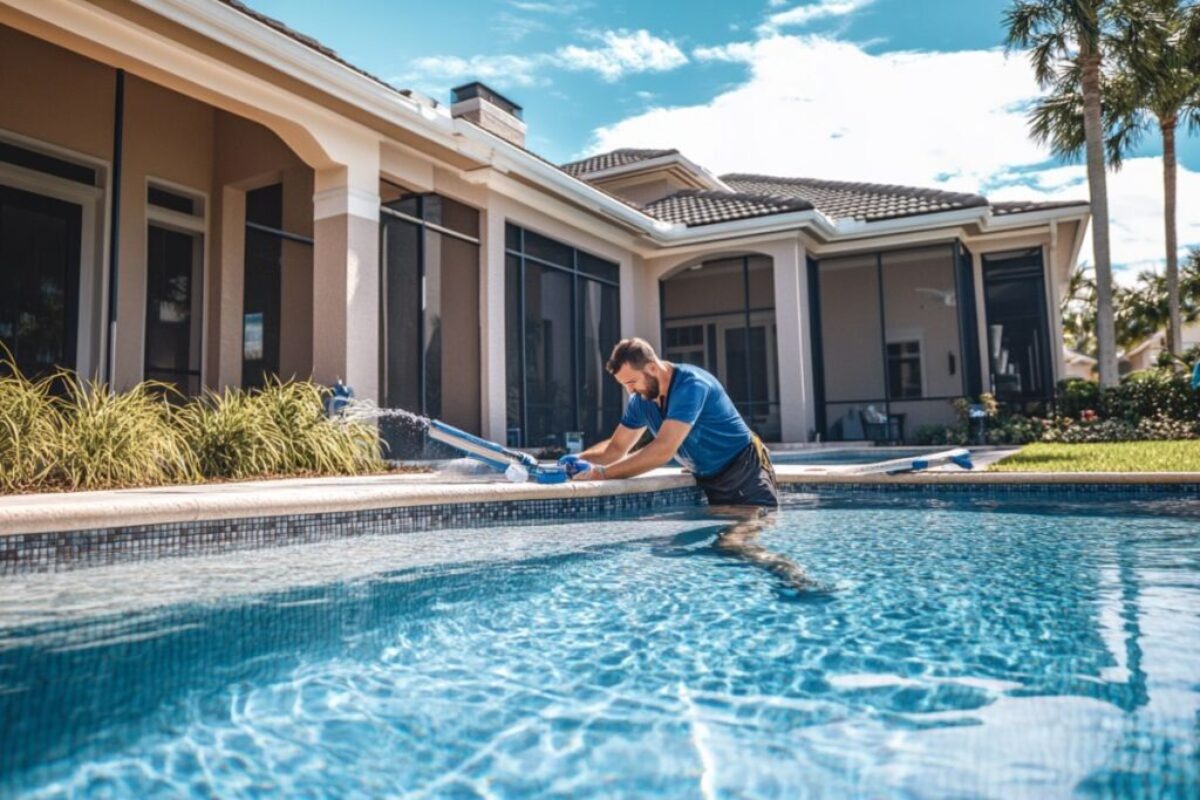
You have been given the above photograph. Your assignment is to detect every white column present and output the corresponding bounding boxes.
[312,154,380,402]
[769,237,814,442]
[480,195,509,442]
[216,186,246,390]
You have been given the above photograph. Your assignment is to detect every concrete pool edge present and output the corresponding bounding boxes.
[2,467,1199,539]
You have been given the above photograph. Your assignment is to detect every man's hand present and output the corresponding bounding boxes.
[571,464,607,481]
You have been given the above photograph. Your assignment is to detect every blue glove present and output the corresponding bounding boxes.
[557,454,593,477]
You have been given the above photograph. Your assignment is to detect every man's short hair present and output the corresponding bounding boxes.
[606,337,658,374]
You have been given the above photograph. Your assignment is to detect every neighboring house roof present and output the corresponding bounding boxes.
[1063,346,1097,365]
[560,149,679,178]
[642,190,814,226]
[720,174,989,222]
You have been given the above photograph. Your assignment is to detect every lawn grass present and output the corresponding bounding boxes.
[989,440,1200,473]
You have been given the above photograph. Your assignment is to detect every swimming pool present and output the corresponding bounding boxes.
[1,492,1197,798]
[771,448,936,466]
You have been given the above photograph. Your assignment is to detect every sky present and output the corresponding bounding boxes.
[246,0,1200,284]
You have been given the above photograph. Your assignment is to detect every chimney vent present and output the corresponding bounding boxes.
[450,82,525,147]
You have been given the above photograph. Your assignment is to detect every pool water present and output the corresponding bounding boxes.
[771,448,935,466]
[1,493,1198,798]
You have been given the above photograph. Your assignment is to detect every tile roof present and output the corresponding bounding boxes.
[641,190,813,226]
[990,200,1089,216]
[720,174,990,222]
[560,149,678,178]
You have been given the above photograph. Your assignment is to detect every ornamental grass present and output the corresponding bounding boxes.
[0,359,384,493]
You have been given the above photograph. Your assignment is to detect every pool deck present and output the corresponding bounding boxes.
[1,446,1197,536]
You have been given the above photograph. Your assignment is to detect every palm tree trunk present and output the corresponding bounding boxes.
[1162,116,1181,357]
[1080,49,1118,386]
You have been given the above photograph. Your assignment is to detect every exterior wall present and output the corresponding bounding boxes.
[0,25,114,160]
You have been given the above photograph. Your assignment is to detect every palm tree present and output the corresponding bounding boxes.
[1005,1,1129,387]
[1107,0,1200,358]
[1114,254,1200,351]
[1062,262,1098,355]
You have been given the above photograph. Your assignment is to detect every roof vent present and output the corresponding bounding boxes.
[450,82,525,147]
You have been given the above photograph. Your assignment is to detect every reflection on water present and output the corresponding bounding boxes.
[0,494,1197,798]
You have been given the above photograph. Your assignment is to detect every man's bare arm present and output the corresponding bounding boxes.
[579,424,644,465]
[578,420,690,480]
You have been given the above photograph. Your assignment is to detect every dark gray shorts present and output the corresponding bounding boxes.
[696,439,779,508]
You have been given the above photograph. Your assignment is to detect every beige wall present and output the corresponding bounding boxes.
[0,25,114,161]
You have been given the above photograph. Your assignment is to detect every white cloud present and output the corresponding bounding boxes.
[759,0,876,35]
[556,30,688,82]
[399,53,550,91]
[507,1,581,13]
[398,29,686,91]
[584,33,1200,279]
[590,36,1045,191]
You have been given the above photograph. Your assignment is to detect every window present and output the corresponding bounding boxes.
[0,185,82,379]
[887,341,922,399]
[144,182,204,396]
[242,183,313,389]
[380,189,481,455]
[505,224,621,448]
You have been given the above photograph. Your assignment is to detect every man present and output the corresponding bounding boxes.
[574,337,778,508]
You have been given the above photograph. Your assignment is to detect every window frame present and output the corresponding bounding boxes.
[144,178,207,394]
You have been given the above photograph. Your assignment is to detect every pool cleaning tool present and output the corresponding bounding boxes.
[846,448,973,476]
[427,419,592,484]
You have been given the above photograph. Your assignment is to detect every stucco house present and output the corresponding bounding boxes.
[0,0,1090,448]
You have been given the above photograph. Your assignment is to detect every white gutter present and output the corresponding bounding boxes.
[128,0,1094,251]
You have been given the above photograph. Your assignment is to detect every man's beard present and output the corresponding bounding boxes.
[639,374,660,401]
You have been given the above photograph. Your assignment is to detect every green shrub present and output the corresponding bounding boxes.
[1056,378,1101,420]
[0,357,59,493]
[1041,412,1197,444]
[54,376,198,490]
[1100,368,1199,424]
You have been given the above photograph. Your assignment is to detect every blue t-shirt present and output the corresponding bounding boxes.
[620,363,753,478]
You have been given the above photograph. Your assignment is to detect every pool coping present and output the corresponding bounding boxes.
[1,466,1199,537]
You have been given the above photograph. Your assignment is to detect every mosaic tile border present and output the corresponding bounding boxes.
[5,480,1197,576]
[782,481,1200,499]
[0,486,704,576]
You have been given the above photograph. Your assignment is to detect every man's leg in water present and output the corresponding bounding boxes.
[708,505,817,591]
